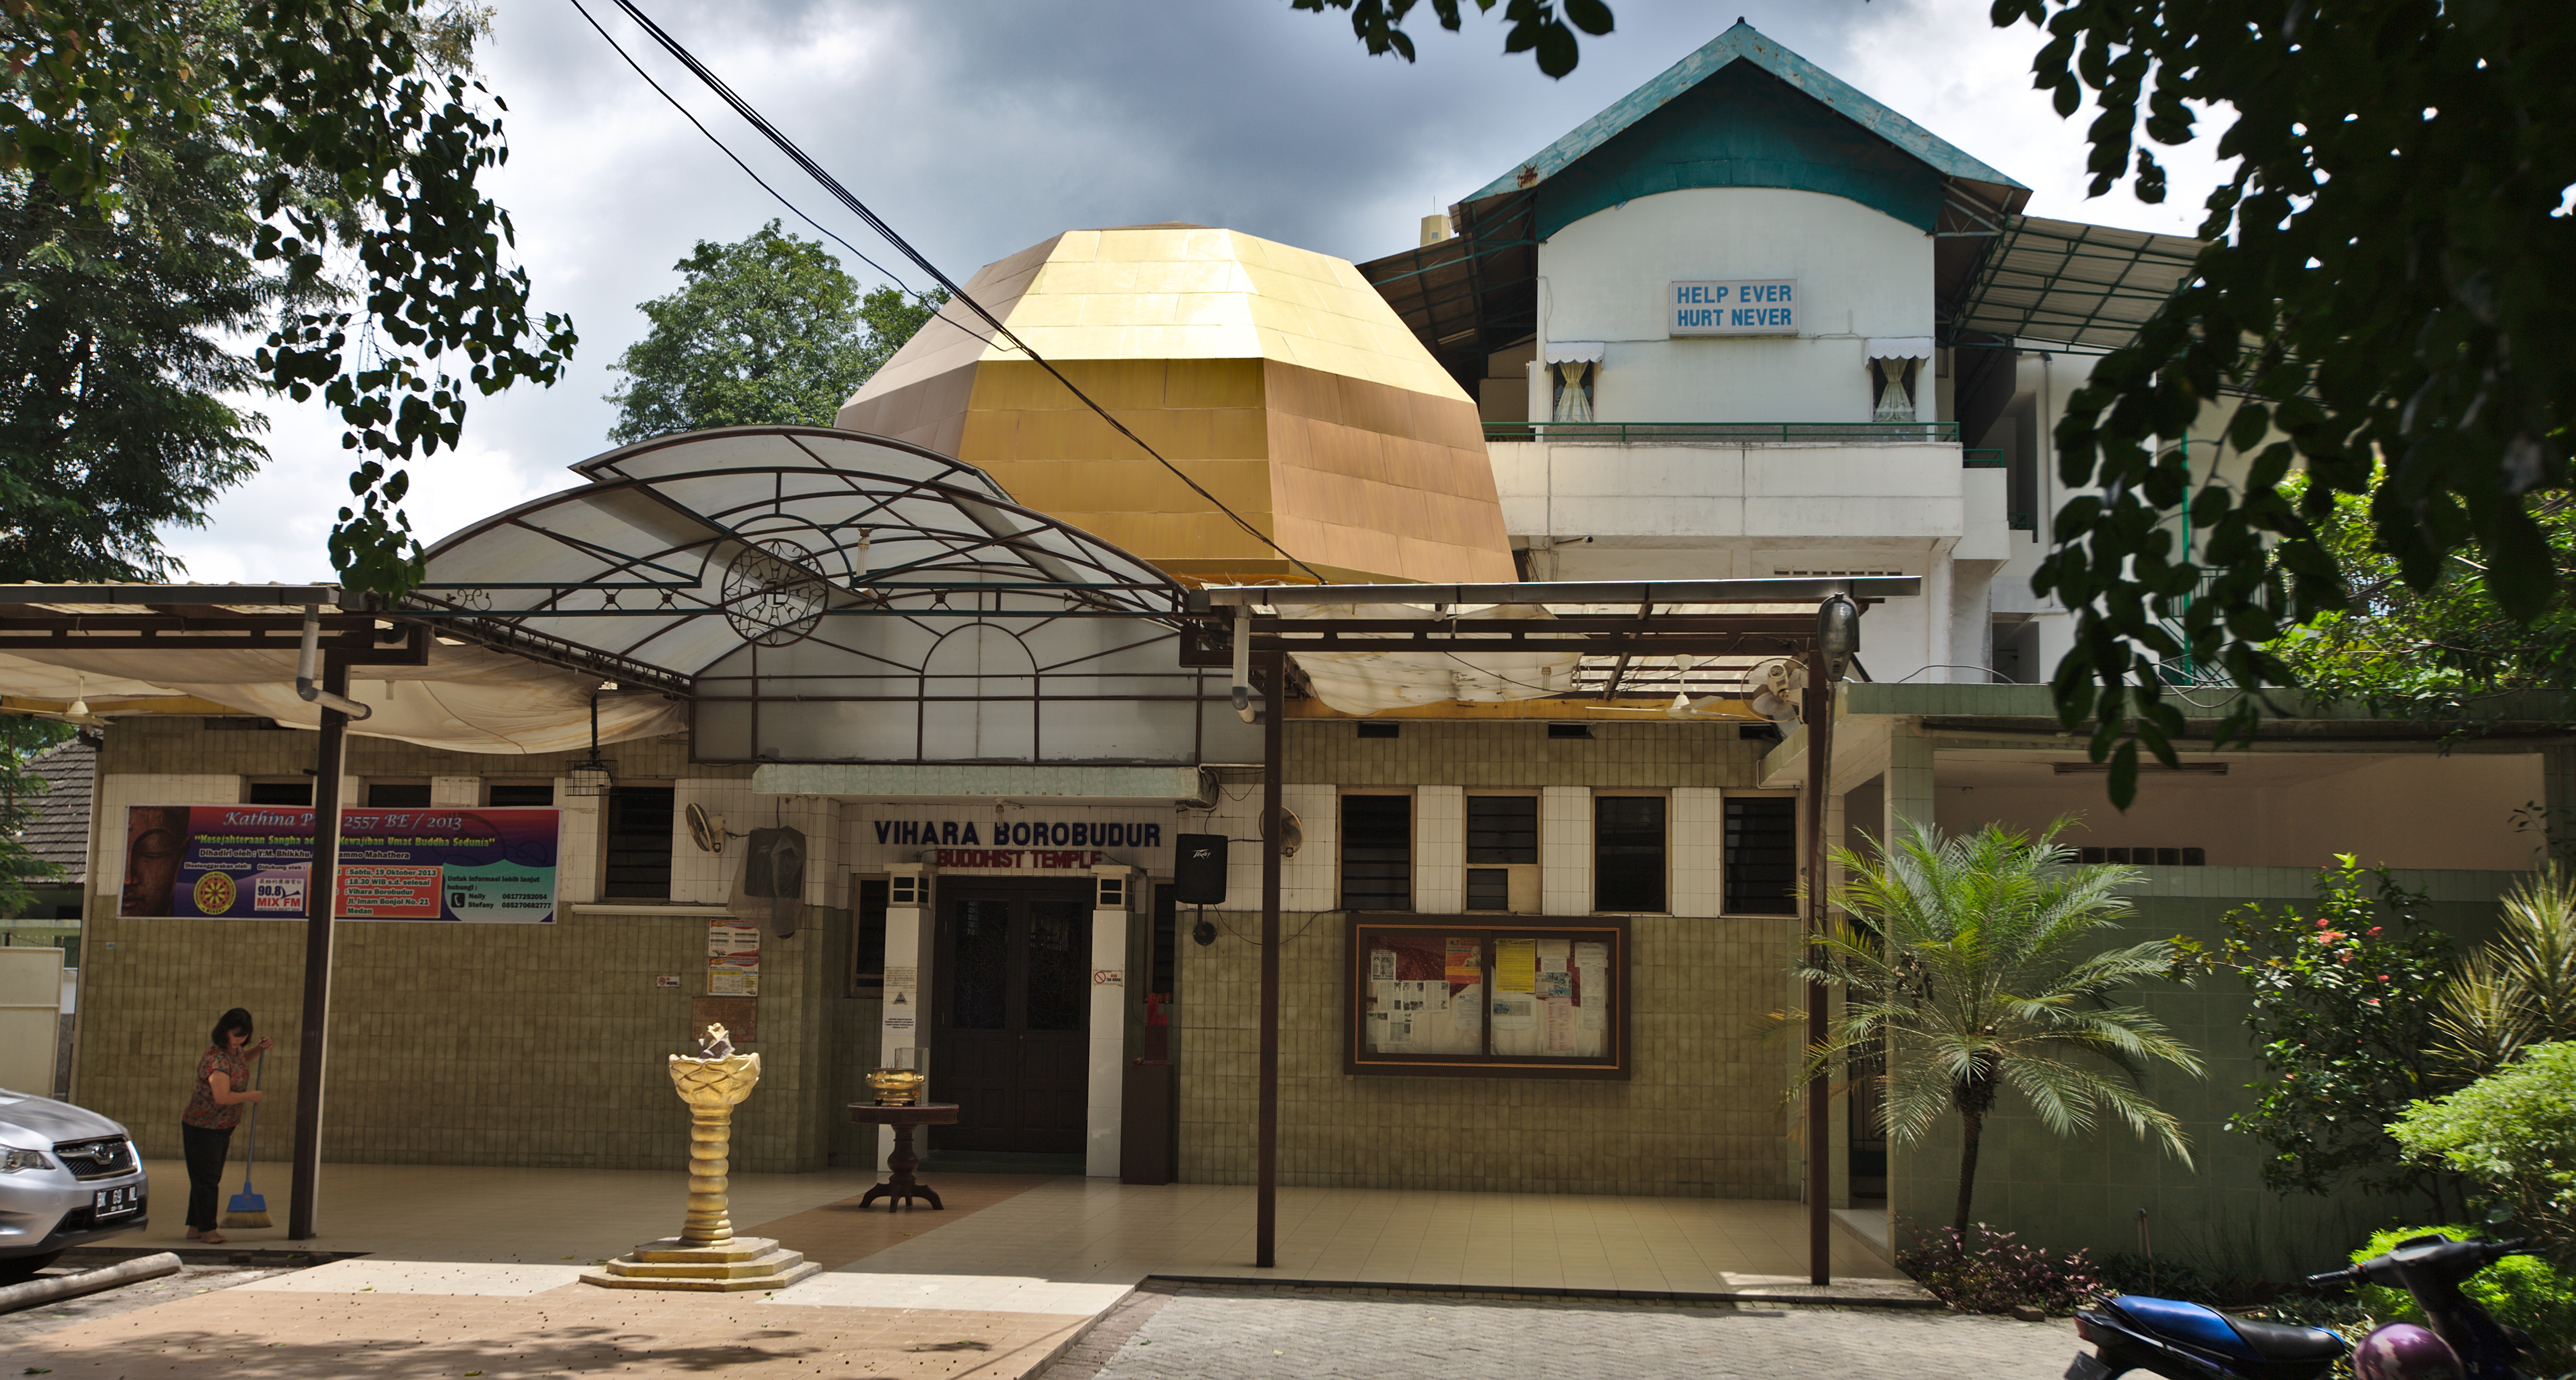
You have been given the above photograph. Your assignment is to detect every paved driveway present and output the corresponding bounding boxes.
[1050,1283,2077,1380]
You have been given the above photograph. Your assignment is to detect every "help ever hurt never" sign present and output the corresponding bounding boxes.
[1669,279,1798,336]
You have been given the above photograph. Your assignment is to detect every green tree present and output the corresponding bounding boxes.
[0,0,576,598]
[605,221,944,445]
[2262,474,2576,727]
[2174,857,2464,1214]
[0,719,69,919]
[1781,819,2201,1235]
[1988,1,2576,803]
[1291,0,1614,78]
[0,121,321,580]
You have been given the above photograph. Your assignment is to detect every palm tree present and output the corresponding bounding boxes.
[1779,819,2203,1236]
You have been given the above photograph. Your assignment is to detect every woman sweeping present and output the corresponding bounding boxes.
[182,1008,270,1245]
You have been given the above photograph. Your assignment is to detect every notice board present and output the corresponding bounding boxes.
[1345,916,1630,1080]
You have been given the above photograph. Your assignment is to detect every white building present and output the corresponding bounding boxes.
[1361,21,2208,690]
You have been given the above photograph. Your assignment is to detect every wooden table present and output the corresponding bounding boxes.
[845,1102,959,1210]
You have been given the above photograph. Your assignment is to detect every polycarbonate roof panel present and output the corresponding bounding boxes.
[417,428,1185,683]
[1955,214,2208,351]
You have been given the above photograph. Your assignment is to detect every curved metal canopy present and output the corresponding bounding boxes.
[414,427,1190,688]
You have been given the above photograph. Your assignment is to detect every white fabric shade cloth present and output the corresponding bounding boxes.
[1542,341,1608,364]
[0,642,683,754]
[1270,603,1582,713]
[1865,337,1935,360]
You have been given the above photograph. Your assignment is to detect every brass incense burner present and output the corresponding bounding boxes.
[864,1047,925,1106]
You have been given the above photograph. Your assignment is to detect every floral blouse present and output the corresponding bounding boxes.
[182,1045,250,1130]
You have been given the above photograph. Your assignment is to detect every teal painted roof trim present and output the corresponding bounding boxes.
[1469,21,2025,234]
[1528,62,1942,238]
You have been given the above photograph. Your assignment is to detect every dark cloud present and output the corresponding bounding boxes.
[169,0,2187,580]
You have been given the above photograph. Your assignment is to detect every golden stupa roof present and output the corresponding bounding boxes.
[836,225,1515,587]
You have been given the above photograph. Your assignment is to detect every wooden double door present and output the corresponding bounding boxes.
[931,880,1092,1154]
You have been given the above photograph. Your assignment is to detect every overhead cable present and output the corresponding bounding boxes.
[562,0,919,296]
[580,0,1332,585]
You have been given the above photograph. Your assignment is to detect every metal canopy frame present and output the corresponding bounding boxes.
[0,591,427,665]
[1181,577,1918,694]
[1950,214,2207,353]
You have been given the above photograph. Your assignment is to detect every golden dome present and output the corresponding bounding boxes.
[835,225,1514,587]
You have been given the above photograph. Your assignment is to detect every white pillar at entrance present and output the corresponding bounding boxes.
[1086,864,1135,1178]
[877,861,932,1172]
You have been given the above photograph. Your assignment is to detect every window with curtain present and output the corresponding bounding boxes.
[1870,357,1919,422]
[1551,360,1596,423]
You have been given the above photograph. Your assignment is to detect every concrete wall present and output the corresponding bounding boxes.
[1930,751,2547,872]
[1886,867,2517,1277]
[1537,187,1934,423]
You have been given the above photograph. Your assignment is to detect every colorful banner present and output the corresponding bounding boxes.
[119,805,560,923]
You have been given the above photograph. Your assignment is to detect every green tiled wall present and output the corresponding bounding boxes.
[1886,867,2516,1276]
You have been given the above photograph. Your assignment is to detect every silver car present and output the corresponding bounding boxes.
[0,1087,148,1281]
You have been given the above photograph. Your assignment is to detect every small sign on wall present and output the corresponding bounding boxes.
[707,918,760,996]
[1670,279,1798,336]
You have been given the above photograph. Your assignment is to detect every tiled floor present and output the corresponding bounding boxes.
[784,1178,1910,1296]
[133,1160,1906,1295]
[21,1164,1917,1378]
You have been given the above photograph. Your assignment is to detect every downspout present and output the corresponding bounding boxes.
[1231,606,1262,724]
[295,607,374,721]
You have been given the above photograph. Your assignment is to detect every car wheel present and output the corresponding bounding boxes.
[0,1249,63,1283]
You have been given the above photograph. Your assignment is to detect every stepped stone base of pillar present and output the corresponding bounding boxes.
[580,1236,822,1292]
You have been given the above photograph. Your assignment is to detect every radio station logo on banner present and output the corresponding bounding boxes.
[118,804,563,923]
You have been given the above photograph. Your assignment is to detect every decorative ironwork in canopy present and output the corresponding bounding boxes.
[414,427,1236,765]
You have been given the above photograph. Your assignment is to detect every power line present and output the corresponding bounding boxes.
[561,0,917,296]
[578,0,1332,586]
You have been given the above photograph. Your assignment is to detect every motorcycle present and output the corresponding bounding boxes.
[2066,1231,2536,1380]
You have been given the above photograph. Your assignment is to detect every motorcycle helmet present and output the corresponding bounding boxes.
[2354,1324,2464,1380]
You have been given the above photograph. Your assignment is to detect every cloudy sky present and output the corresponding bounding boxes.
[164,0,2230,583]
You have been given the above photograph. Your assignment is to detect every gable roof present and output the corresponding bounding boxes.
[12,735,94,885]
[1466,21,2024,209]
[1361,22,2032,395]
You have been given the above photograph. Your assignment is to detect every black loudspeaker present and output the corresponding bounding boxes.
[1173,832,1228,905]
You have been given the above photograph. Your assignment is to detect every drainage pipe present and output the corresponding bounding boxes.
[294,606,373,720]
[0,1251,182,1315]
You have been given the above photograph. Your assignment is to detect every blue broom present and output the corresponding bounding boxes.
[219,1060,270,1229]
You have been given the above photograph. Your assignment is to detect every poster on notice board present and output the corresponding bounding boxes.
[118,805,560,923]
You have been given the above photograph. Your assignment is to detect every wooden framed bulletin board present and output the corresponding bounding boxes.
[1344,916,1630,1080]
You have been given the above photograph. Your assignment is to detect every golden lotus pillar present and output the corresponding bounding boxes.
[583,1026,821,1291]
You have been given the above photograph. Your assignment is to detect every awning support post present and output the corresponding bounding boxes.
[1803,648,1835,1286]
[289,650,347,1240]
[1255,650,1284,1268]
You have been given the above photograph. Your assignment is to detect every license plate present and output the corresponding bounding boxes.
[93,1185,143,1219]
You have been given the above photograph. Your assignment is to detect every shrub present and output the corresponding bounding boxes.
[2173,858,2462,1210]
[2388,1043,2576,1263]
[1899,1224,2102,1315]
[2350,1226,2576,1374]
[2091,1251,2283,1308]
